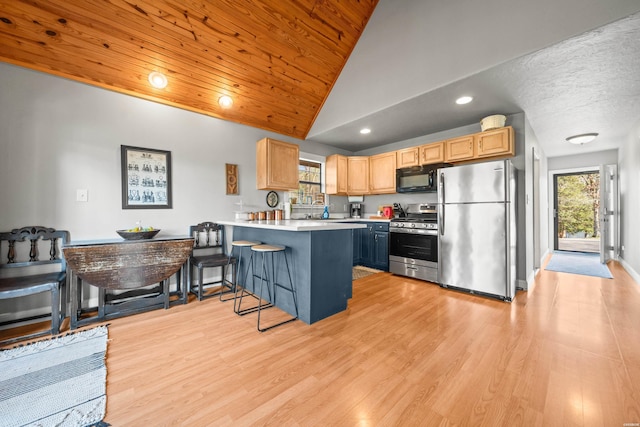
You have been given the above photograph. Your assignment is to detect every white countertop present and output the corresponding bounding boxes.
[290,217,391,223]
[217,219,368,231]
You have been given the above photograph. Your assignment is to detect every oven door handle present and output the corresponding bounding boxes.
[439,172,445,236]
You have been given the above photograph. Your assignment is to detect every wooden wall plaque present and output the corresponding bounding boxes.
[226,163,238,194]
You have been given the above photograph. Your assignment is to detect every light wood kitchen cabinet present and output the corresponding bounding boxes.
[445,135,476,162]
[476,126,514,158]
[347,156,369,195]
[369,151,396,194]
[325,154,348,195]
[256,137,299,190]
[420,141,445,164]
[396,147,419,168]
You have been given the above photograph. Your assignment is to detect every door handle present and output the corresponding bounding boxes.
[439,172,445,236]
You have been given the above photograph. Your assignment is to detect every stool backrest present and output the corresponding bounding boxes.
[189,222,226,254]
[0,226,70,273]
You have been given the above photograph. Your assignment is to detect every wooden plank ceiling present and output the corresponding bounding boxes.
[0,0,378,139]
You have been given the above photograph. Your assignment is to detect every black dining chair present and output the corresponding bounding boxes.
[188,222,236,301]
[0,226,70,345]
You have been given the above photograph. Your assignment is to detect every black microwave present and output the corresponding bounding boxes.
[396,163,451,193]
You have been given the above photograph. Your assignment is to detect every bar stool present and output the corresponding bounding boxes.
[251,244,298,332]
[224,240,262,311]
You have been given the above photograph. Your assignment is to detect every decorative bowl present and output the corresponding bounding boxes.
[116,229,160,240]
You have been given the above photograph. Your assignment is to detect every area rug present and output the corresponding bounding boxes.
[353,265,383,280]
[0,325,109,427]
[545,251,613,279]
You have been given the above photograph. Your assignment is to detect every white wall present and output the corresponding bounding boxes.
[548,149,619,171]
[618,119,640,283]
[0,63,348,321]
[0,63,347,238]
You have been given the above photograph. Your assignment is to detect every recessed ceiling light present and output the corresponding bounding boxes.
[148,72,168,89]
[566,133,599,145]
[456,96,473,105]
[218,95,233,108]
[360,128,371,135]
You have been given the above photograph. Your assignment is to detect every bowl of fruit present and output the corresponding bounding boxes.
[116,225,160,240]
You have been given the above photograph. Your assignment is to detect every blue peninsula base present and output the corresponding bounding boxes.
[232,226,353,324]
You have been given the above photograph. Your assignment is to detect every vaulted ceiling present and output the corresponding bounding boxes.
[0,0,378,139]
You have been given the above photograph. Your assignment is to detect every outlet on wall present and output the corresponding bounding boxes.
[76,189,88,202]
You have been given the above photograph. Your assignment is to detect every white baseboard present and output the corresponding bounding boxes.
[0,307,51,330]
[618,257,640,285]
[540,248,550,267]
[521,249,549,291]
[1,271,226,327]
[517,278,528,291]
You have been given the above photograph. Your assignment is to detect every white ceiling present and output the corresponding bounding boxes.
[307,0,640,158]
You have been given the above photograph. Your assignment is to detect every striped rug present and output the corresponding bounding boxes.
[0,326,108,427]
[353,265,383,280]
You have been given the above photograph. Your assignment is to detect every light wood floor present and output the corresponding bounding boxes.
[2,258,640,426]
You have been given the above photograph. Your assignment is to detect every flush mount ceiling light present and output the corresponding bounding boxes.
[566,133,599,145]
[360,128,371,135]
[218,95,233,108]
[455,96,473,105]
[148,72,168,89]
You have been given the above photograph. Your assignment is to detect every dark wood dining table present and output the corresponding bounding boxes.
[63,235,193,329]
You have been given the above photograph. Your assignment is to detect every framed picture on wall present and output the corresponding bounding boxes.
[121,145,173,209]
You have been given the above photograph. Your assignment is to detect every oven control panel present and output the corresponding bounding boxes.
[390,221,437,230]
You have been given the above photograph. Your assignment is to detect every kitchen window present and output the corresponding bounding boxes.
[293,159,323,205]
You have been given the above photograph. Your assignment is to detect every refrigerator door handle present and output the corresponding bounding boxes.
[439,172,445,236]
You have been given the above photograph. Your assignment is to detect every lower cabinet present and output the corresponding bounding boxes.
[353,222,389,272]
[352,226,362,265]
[372,229,389,271]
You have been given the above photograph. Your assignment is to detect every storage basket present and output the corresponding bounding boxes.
[480,115,506,131]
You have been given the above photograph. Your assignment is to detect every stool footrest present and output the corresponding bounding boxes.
[258,315,298,332]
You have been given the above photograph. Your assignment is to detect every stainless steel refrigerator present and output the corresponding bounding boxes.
[437,159,517,301]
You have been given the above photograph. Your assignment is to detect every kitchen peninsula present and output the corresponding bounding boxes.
[217,220,366,324]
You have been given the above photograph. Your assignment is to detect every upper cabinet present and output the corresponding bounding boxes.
[476,126,514,158]
[444,135,475,162]
[444,127,514,162]
[325,126,514,195]
[396,141,445,168]
[256,138,299,190]
[420,141,445,164]
[347,156,370,195]
[369,152,396,194]
[325,154,348,195]
[396,147,419,168]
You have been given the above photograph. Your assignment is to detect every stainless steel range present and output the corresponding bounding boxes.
[389,203,439,282]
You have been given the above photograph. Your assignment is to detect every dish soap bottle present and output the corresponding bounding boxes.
[322,205,330,219]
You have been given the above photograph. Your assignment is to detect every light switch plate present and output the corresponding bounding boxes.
[76,189,88,202]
